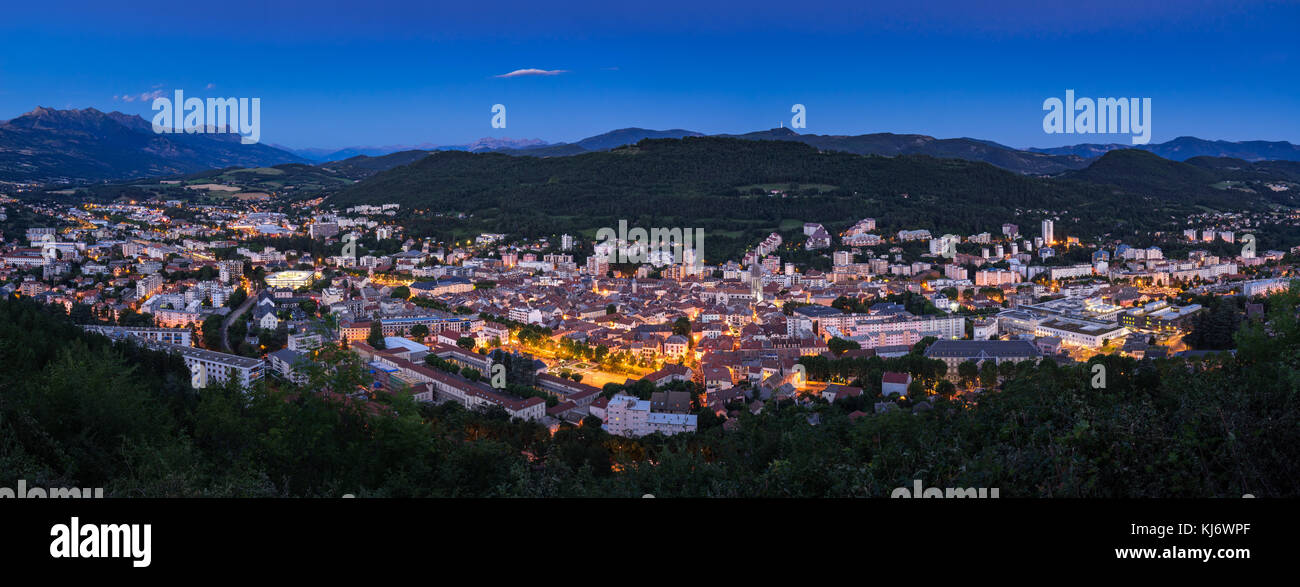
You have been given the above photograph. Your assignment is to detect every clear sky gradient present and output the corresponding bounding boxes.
[1,0,1295,149]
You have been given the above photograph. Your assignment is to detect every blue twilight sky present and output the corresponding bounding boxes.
[0,0,1295,150]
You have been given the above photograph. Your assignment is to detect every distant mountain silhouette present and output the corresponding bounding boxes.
[6,106,1298,183]
[1030,136,1300,162]
[496,128,704,157]
[321,150,438,178]
[490,128,1300,175]
[281,137,549,162]
[487,126,1089,174]
[297,127,1300,179]
[0,107,303,182]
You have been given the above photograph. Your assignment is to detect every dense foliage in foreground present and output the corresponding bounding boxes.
[1,291,1297,498]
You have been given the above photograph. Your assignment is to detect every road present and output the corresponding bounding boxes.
[221,289,257,353]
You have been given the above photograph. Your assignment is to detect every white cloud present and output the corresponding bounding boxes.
[116,89,167,103]
[495,68,568,78]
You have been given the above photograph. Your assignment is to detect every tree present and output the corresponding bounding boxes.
[226,288,247,308]
[456,336,476,351]
[367,321,386,349]
[957,360,980,387]
[672,316,691,337]
[930,359,948,380]
[68,303,94,325]
[1188,299,1242,350]
[390,286,410,300]
[118,309,153,327]
[228,314,248,343]
[314,312,340,344]
[828,337,861,357]
[911,336,938,355]
[201,314,224,349]
[978,360,999,388]
[410,324,430,339]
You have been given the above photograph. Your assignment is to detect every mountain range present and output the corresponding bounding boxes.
[0,107,304,183]
[3,107,1300,184]
[325,127,1300,176]
[1029,136,1300,161]
[277,137,550,162]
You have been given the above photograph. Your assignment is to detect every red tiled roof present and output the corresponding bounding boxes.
[882,371,911,384]
[547,401,577,416]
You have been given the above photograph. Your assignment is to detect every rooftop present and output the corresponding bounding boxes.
[139,339,265,368]
[923,339,1042,360]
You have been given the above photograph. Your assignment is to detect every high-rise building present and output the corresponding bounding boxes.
[928,234,960,257]
[975,269,1021,286]
[1041,220,1055,246]
[218,260,244,284]
[136,274,164,299]
[309,222,340,239]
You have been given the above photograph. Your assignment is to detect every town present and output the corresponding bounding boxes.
[1,191,1296,439]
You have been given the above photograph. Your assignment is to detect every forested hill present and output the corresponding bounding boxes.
[330,136,1299,240]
